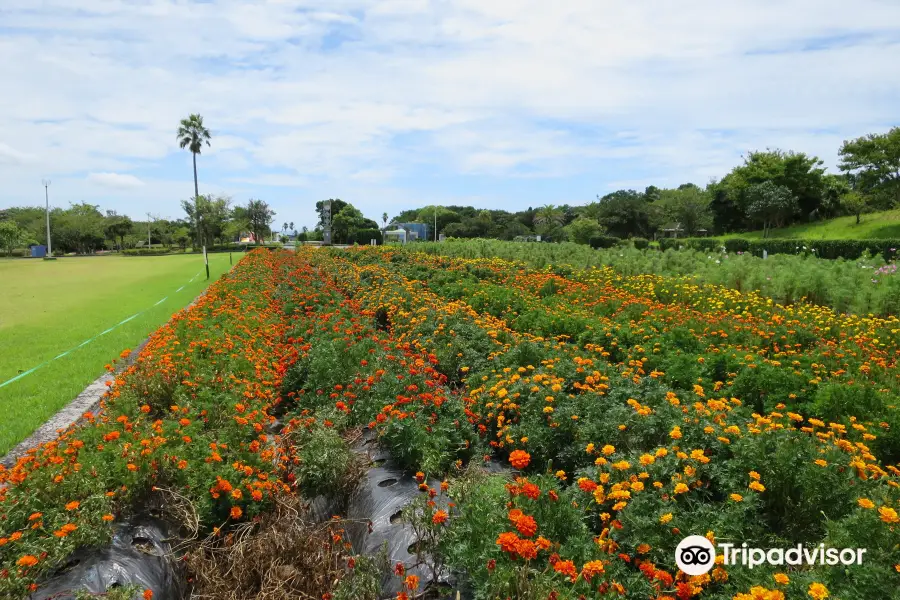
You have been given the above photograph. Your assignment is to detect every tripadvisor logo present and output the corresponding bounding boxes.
[675,536,867,575]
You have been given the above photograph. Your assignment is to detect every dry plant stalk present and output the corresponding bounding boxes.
[185,494,351,600]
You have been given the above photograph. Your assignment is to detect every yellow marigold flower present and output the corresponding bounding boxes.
[749,481,766,493]
[670,426,682,440]
[585,443,595,454]
[674,483,689,494]
[730,493,744,502]
[774,573,789,585]
[659,513,673,524]
[814,459,827,467]
[639,453,655,466]
[808,582,829,600]
[602,444,615,455]
[857,498,875,509]
[879,506,899,524]
[555,470,567,481]
[749,471,761,480]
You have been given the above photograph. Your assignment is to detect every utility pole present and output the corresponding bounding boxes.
[147,212,152,248]
[42,179,52,257]
[434,206,437,241]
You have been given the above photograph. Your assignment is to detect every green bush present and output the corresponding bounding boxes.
[677,237,900,261]
[631,237,649,250]
[588,235,620,249]
[349,229,383,246]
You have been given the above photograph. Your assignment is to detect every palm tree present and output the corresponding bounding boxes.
[177,114,212,246]
[382,212,389,231]
[533,204,565,227]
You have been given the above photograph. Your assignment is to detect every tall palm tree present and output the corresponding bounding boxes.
[177,113,212,246]
[382,212,389,231]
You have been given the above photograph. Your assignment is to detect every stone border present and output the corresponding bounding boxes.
[0,281,224,469]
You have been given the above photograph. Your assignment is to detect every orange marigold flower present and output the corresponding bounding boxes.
[879,506,899,524]
[582,560,605,581]
[553,559,578,581]
[496,531,520,554]
[143,590,154,600]
[404,574,419,591]
[230,506,243,520]
[515,514,538,538]
[17,555,38,567]
[509,450,530,470]
[103,514,114,522]
[65,501,80,511]
[28,513,42,521]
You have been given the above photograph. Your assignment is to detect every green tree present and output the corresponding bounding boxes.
[533,204,565,238]
[838,127,900,209]
[382,212,389,232]
[332,205,366,243]
[820,174,852,219]
[416,206,461,238]
[177,113,212,246]
[716,150,826,230]
[247,199,276,243]
[104,215,133,250]
[655,187,713,236]
[595,190,650,238]
[745,182,798,238]
[0,221,27,255]
[841,191,870,225]
[565,217,603,245]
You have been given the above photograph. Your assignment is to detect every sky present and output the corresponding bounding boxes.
[1,1,899,229]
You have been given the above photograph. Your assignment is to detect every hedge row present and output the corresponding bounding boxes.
[656,237,900,260]
[122,243,283,256]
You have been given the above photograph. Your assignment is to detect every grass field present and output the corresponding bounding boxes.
[720,207,900,239]
[0,253,234,455]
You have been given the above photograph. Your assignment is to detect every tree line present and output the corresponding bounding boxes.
[0,196,278,256]
[379,126,898,243]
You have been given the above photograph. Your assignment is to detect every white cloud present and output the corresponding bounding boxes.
[1,0,899,226]
[87,172,146,188]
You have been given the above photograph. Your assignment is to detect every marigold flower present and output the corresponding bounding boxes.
[659,513,673,524]
[17,555,38,568]
[749,481,766,493]
[230,506,243,520]
[878,506,899,524]
[808,582,829,600]
[674,483,689,494]
[432,510,448,525]
[404,574,419,591]
[509,450,530,470]
[143,590,153,600]
[857,498,875,509]
[774,573,789,585]
[65,501,80,511]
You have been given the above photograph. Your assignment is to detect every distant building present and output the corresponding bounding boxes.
[395,222,430,241]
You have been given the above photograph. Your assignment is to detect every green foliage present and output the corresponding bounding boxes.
[290,423,360,500]
[595,190,651,238]
[839,126,900,209]
[564,217,603,245]
[631,237,649,250]
[654,186,713,236]
[588,235,620,249]
[247,198,276,243]
[745,181,799,236]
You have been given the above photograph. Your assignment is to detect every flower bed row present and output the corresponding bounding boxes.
[307,246,900,600]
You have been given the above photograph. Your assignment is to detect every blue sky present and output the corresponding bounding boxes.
[1,0,899,229]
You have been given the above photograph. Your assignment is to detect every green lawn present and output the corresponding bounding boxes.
[0,253,235,455]
[719,208,900,240]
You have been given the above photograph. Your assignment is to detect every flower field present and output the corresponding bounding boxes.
[1,246,899,600]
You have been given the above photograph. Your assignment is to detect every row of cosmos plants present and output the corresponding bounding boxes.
[0,245,898,599]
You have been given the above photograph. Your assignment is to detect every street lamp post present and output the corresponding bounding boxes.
[42,179,52,257]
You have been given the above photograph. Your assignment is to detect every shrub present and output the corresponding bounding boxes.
[587,235,620,249]
[631,237,649,250]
